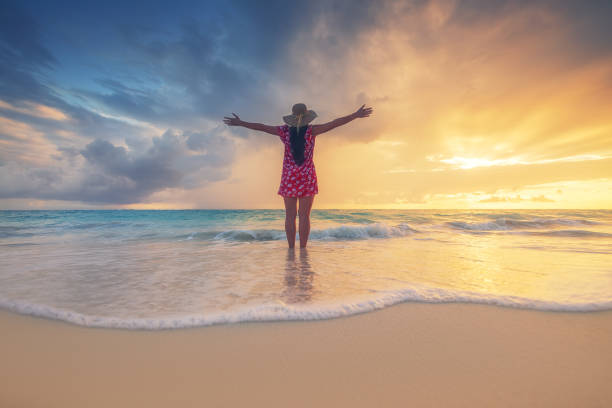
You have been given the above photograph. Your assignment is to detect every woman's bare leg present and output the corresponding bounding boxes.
[283,197,298,248]
[298,195,315,248]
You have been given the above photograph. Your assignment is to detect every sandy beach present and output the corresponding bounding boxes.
[1,303,611,407]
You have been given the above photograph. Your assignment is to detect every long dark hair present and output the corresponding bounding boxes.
[289,125,308,166]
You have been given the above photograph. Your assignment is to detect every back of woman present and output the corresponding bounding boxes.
[277,123,318,198]
[223,103,373,248]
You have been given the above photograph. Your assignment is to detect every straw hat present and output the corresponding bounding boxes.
[282,103,317,127]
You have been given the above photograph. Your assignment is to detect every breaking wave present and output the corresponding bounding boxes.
[179,223,419,242]
[447,217,600,232]
[2,285,610,330]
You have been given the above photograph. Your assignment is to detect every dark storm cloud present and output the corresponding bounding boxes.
[99,17,254,122]
[78,138,182,203]
[57,15,269,129]
[0,127,235,205]
[61,0,384,126]
[73,128,235,204]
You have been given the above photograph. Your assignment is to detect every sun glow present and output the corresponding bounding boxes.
[435,154,609,170]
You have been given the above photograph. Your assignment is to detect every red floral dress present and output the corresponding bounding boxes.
[277,124,318,198]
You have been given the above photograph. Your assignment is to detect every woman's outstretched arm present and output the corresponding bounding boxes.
[311,105,373,136]
[223,113,278,135]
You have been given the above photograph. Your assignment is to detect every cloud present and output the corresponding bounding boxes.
[0,1,159,148]
[0,1,240,206]
[479,194,555,203]
[71,10,288,127]
[70,0,381,130]
[0,99,68,120]
[75,127,235,203]
[0,126,236,205]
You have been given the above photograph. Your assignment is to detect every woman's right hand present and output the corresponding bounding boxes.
[353,104,373,118]
[223,113,242,126]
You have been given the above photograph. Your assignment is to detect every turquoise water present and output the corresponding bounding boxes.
[1,209,611,329]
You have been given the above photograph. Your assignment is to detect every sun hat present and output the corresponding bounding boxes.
[282,103,317,127]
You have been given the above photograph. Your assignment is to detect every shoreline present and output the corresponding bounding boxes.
[2,297,612,330]
[2,303,611,407]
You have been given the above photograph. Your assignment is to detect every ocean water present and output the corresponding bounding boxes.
[1,209,611,329]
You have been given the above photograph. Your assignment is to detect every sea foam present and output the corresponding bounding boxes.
[446,217,600,231]
[180,222,419,242]
[2,285,611,330]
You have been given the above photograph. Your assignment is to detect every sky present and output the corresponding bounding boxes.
[1,0,611,210]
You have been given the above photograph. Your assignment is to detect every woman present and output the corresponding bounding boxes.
[223,103,373,248]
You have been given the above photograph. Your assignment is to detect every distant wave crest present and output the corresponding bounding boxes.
[447,217,600,232]
[512,229,612,238]
[180,223,419,242]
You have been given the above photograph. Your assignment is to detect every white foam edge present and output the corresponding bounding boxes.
[1,286,611,330]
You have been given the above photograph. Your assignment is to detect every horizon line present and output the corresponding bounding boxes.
[1,208,610,211]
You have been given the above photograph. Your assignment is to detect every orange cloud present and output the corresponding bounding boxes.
[0,116,60,166]
[0,100,69,121]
